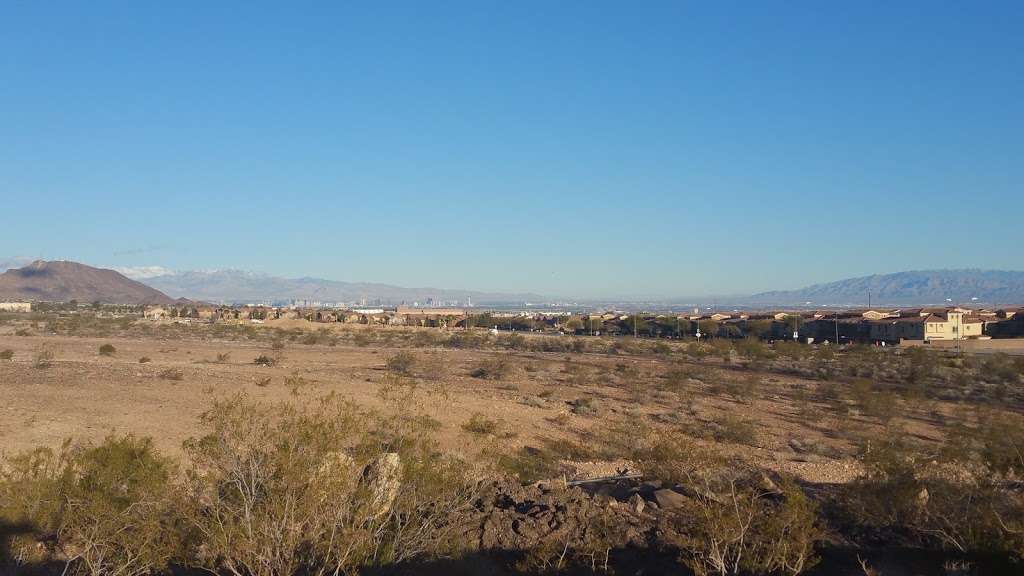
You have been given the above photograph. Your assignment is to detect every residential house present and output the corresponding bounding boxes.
[0,302,32,313]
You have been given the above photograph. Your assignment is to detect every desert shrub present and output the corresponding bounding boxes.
[253,354,276,367]
[446,331,487,350]
[270,339,286,350]
[943,410,1024,476]
[846,433,1024,555]
[469,357,510,380]
[33,346,54,369]
[386,350,417,375]
[667,474,823,576]
[686,342,710,359]
[98,343,117,357]
[497,446,561,484]
[774,341,810,360]
[182,394,480,575]
[714,415,758,445]
[158,368,183,381]
[461,413,514,438]
[283,371,315,395]
[0,436,185,576]
[735,338,772,360]
[569,397,598,416]
[215,352,231,363]
[495,333,528,350]
[978,353,1022,384]
[0,349,12,360]
[723,375,759,403]
[849,379,899,423]
[15,327,31,337]
[138,356,151,364]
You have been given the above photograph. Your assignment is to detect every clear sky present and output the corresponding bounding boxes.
[1,1,1021,299]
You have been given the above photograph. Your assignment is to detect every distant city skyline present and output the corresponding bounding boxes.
[1,2,1021,298]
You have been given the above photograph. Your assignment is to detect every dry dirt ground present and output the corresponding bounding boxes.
[0,325,959,485]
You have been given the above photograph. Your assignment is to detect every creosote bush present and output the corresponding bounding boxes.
[470,357,511,380]
[386,350,417,375]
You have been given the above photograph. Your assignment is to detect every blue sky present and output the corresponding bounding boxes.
[1,1,1021,298]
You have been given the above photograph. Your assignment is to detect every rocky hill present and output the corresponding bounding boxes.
[0,260,175,305]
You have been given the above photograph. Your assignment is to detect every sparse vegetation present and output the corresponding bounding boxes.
[32,346,54,369]
[158,368,183,381]
[253,354,276,366]
[4,319,1024,574]
[470,357,511,380]
[98,343,117,356]
[138,356,151,363]
[386,350,417,375]
[0,349,12,360]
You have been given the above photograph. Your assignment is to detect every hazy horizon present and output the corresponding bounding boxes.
[2,2,1021,298]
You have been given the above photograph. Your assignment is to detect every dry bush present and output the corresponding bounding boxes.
[385,350,417,375]
[183,393,480,576]
[469,357,511,380]
[0,436,185,576]
[496,446,561,484]
[253,354,276,367]
[713,415,758,446]
[283,371,315,395]
[158,368,183,381]
[215,352,231,363]
[98,344,116,357]
[0,349,13,361]
[33,346,54,369]
[569,397,598,416]
[461,413,515,438]
[666,474,822,576]
[138,356,151,364]
[845,431,1024,556]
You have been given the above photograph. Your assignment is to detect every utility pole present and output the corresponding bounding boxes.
[634,313,639,339]
[834,310,839,345]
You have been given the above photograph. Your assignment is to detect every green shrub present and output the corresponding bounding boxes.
[0,436,184,576]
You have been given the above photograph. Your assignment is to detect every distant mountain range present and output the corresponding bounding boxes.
[0,261,175,305]
[132,269,544,305]
[747,270,1024,306]
[2,260,1021,308]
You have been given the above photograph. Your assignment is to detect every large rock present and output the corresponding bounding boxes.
[652,488,688,510]
[361,452,401,518]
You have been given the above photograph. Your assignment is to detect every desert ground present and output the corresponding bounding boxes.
[3,314,1024,575]
[0,320,970,485]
